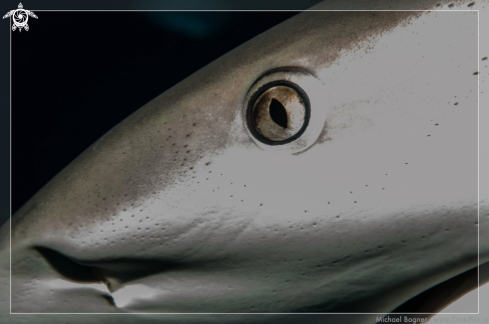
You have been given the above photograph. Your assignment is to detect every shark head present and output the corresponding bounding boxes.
[1,1,488,323]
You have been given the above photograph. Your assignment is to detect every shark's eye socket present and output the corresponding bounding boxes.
[246,80,310,145]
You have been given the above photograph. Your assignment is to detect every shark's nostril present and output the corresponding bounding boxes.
[36,247,102,283]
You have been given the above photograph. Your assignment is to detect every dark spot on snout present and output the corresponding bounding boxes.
[467,1,475,7]
[473,71,479,75]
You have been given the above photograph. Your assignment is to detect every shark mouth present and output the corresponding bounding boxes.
[36,246,488,315]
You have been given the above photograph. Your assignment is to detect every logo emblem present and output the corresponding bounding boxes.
[3,3,38,32]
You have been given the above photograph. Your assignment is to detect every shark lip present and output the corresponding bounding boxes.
[44,278,118,308]
[36,246,191,287]
[34,246,234,312]
[35,246,173,310]
[36,247,103,284]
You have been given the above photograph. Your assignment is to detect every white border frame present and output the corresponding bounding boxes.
[7,8,481,316]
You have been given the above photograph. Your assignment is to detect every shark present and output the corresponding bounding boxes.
[1,0,488,323]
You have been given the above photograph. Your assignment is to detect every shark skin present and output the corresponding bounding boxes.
[1,0,488,323]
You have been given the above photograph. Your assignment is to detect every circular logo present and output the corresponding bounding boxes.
[13,9,28,28]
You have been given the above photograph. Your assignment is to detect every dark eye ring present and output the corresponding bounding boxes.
[246,80,311,145]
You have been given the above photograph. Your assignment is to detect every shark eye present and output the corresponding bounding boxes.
[246,80,310,145]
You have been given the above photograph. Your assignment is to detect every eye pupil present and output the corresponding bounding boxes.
[269,98,288,129]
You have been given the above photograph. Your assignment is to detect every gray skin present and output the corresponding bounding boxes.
[1,0,488,323]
